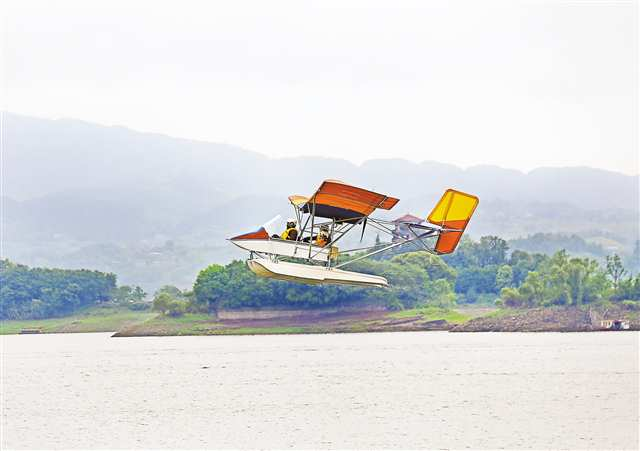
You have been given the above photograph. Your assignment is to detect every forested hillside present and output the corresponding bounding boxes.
[160,236,640,316]
[0,260,116,319]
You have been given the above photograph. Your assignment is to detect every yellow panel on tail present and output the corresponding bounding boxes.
[427,189,479,254]
[428,189,479,225]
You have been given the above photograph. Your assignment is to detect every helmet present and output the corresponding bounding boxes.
[320,224,330,232]
[286,219,296,229]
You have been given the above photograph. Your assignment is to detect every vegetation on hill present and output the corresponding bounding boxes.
[509,233,607,257]
[190,252,458,317]
[185,235,639,316]
[497,252,640,308]
[0,260,116,320]
[0,259,152,320]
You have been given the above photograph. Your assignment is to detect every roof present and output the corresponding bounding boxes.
[392,213,423,224]
[289,180,399,222]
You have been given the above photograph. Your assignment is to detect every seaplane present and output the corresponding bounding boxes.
[229,180,478,288]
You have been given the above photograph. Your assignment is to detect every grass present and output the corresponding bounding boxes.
[112,313,221,336]
[4,304,481,337]
[114,305,484,337]
[141,313,211,325]
[0,305,156,335]
[117,315,315,336]
[389,306,471,324]
[207,326,308,335]
[481,308,522,319]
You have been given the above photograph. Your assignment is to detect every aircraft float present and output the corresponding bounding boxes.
[229,180,478,288]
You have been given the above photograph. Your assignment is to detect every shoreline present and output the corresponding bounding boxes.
[112,307,467,337]
[3,305,638,337]
[0,306,155,335]
[451,305,639,332]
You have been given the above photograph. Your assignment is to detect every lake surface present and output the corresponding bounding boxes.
[1,331,638,449]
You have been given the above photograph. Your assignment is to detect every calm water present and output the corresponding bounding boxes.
[1,332,638,450]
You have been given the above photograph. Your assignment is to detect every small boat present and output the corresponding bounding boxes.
[600,319,631,330]
[20,328,43,334]
[247,257,389,288]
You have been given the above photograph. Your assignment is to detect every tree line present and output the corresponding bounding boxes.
[184,236,640,317]
[0,259,117,320]
[2,234,639,321]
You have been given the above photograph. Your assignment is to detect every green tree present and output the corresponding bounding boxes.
[443,236,479,268]
[166,299,188,317]
[152,292,173,315]
[613,274,640,301]
[606,254,626,290]
[565,258,608,305]
[476,236,509,266]
[499,251,610,307]
[193,264,227,317]
[519,271,546,306]
[566,260,587,306]
[155,285,185,299]
[112,285,147,305]
[0,259,116,320]
[390,252,456,284]
[499,287,524,307]
[132,286,146,301]
[455,266,499,294]
[509,250,547,287]
[425,279,456,308]
[495,265,514,290]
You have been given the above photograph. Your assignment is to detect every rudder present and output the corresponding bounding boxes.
[427,189,479,254]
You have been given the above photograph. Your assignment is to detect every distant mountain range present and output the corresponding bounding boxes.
[2,112,638,289]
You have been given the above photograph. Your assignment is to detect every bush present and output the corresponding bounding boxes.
[621,300,640,311]
[166,299,188,317]
[152,292,173,315]
[425,279,456,308]
[386,297,404,311]
[127,301,151,311]
[500,287,524,308]
[153,292,188,317]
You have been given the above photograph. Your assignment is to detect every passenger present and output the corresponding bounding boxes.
[280,219,299,241]
[315,224,331,247]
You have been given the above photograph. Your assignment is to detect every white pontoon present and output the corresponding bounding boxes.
[247,258,389,287]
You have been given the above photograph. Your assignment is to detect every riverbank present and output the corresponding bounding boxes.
[3,304,637,336]
[0,305,154,335]
[451,305,640,332]
[112,307,476,337]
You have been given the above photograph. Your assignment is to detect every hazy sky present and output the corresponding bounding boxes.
[2,0,638,174]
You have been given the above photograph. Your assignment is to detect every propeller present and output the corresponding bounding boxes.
[360,217,367,242]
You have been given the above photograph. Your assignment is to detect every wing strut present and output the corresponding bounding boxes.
[334,229,438,269]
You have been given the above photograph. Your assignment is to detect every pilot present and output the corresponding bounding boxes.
[280,219,299,241]
[315,224,331,247]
